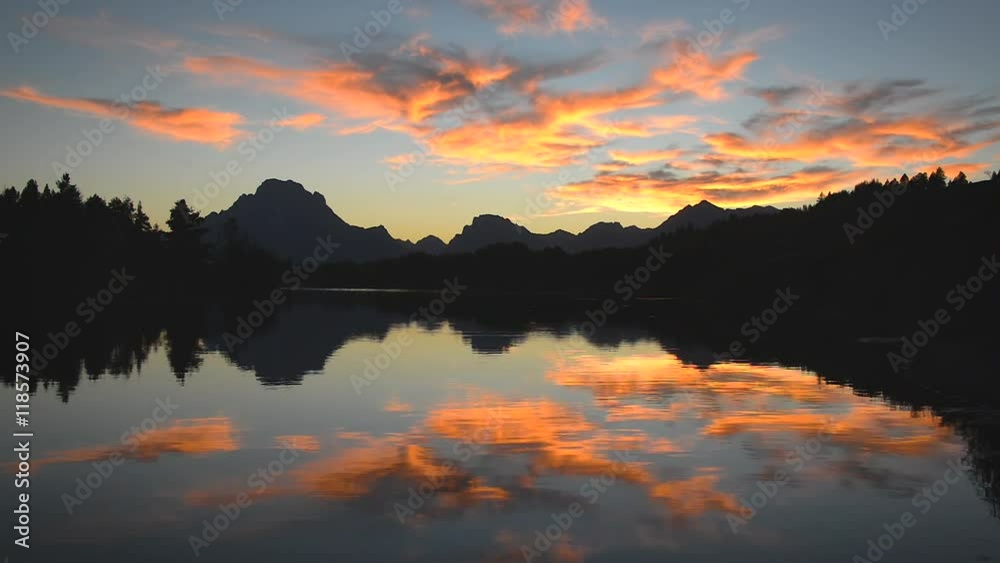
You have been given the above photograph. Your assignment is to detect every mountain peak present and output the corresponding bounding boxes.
[254,178,327,207]
[414,235,447,255]
[256,178,307,197]
[470,214,516,226]
[449,214,531,251]
[689,200,721,211]
[201,179,412,262]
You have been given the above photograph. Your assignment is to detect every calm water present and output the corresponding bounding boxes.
[9,295,1000,562]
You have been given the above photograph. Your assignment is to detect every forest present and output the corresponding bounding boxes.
[3,168,999,339]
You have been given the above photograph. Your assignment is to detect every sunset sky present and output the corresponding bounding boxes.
[2,0,998,241]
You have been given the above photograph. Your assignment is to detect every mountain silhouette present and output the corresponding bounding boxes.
[413,235,448,255]
[202,179,412,262]
[202,179,778,261]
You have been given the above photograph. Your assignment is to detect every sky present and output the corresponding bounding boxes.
[1,0,998,242]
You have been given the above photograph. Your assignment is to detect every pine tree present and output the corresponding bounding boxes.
[928,167,948,190]
[135,203,151,232]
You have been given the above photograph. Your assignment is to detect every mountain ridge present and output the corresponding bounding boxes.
[202,179,779,261]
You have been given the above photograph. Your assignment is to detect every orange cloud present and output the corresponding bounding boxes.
[184,56,405,124]
[276,113,327,131]
[0,86,245,148]
[705,116,997,170]
[546,351,962,463]
[549,83,1000,215]
[551,165,864,215]
[650,472,741,519]
[183,51,517,136]
[33,417,239,470]
[183,433,512,514]
[182,38,734,179]
[425,85,673,171]
[702,404,958,457]
[607,148,685,166]
[464,0,606,35]
[275,435,321,452]
[652,42,758,100]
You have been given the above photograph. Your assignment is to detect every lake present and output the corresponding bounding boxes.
[9,292,1000,562]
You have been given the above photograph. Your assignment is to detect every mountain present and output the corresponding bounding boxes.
[446,215,578,254]
[413,235,447,255]
[446,200,778,254]
[203,179,778,262]
[202,179,411,263]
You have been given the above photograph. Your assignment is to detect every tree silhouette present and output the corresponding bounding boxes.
[165,199,210,282]
[929,167,948,191]
[950,171,970,188]
[54,173,82,205]
[135,203,151,232]
[167,199,202,233]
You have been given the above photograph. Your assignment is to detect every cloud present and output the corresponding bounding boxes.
[639,20,690,45]
[0,86,246,148]
[652,41,758,101]
[33,417,238,470]
[199,22,283,42]
[184,41,517,131]
[461,0,606,35]
[606,148,685,166]
[180,23,758,180]
[735,80,961,165]
[178,28,999,204]
[276,113,328,130]
[183,40,706,174]
[50,14,190,55]
[552,164,866,214]
[836,79,937,115]
[745,85,810,107]
[552,92,1000,213]
[545,79,997,214]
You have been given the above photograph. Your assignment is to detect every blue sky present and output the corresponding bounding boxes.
[1,0,997,241]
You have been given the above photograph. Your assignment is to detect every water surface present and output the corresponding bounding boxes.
[11,296,1000,562]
